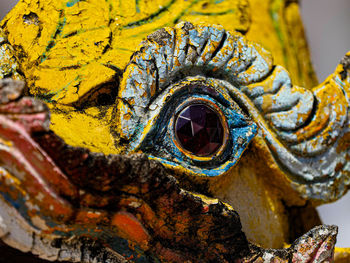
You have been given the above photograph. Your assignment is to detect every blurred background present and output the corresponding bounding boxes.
[1,0,350,247]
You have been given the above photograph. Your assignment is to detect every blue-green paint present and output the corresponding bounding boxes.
[135,0,140,13]
[46,75,80,102]
[40,17,67,63]
[66,0,81,7]
[0,184,60,231]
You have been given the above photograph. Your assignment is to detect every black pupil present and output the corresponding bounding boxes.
[175,104,224,157]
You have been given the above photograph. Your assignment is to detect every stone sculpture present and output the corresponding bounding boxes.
[0,0,349,262]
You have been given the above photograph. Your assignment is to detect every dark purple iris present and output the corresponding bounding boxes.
[175,104,224,157]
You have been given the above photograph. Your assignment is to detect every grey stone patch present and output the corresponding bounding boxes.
[147,28,171,46]
[181,21,195,32]
[0,29,7,44]
[340,54,350,80]
[23,12,40,26]
[0,187,40,253]
[340,54,350,70]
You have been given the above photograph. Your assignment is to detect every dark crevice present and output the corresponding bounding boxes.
[283,200,322,243]
[169,27,177,71]
[58,65,82,71]
[199,36,209,57]
[234,29,248,35]
[103,63,123,74]
[102,31,113,55]
[284,95,318,133]
[184,41,190,58]
[210,31,227,60]
[63,30,78,38]
[154,59,160,93]
[71,71,121,109]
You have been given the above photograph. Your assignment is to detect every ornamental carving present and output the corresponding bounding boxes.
[0,0,349,262]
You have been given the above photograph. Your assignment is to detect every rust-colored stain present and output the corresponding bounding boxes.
[111,211,150,250]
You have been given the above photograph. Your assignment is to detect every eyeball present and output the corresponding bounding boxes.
[174,100,228,159]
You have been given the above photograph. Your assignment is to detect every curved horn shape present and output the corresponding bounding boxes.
[248,54,350,203]
[116,22,350,203]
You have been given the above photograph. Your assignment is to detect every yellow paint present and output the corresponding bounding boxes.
[335,247,350,263]
[0,167,26,199]
[191,193,220,206]
[0,0,317,155]
[0,137,13,148]
[208,151,290,248]
[48,103,120,154]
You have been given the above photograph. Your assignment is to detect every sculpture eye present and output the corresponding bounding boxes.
[114,22,271,176]
[174,102,226,158]
[116,73,257,176]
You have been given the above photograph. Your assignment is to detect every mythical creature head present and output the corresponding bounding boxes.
[0,0,349,262]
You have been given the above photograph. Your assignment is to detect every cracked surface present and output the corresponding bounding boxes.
[0,79,339,262]
[0,0,318,155]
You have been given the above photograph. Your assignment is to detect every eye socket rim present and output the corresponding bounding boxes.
[172,97,229,161]
[135,76,257,177]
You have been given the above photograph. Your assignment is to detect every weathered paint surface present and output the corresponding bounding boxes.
[0,0,317,155]
[0,79,340,262]
[0,0,349,262]
[115,22,350,249]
